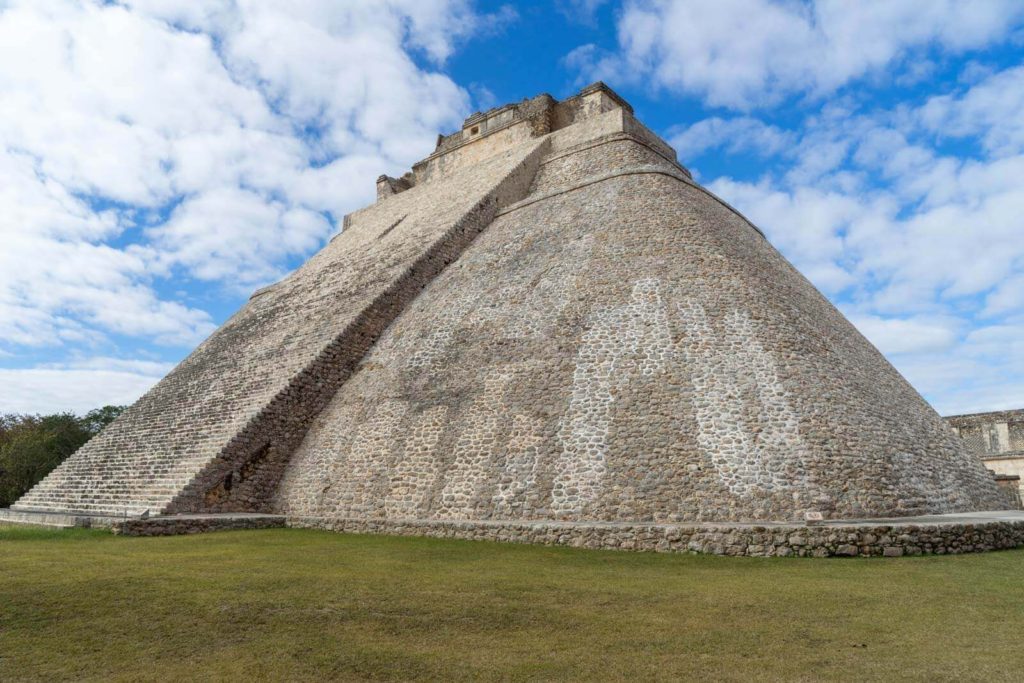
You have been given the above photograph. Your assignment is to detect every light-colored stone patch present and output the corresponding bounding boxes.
[552,278,672,514]
[385,405,448,519]
[678,301,811,499]
[406,298,473,371]
[437,369,514,518]
[492,413,544,516]
[331,399,407,517]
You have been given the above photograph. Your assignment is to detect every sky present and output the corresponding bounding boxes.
[0,0,1022,417]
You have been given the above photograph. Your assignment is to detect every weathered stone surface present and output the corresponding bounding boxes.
[13,133,550,518]
[946,409,1024,458]
[274,85,1003,524]
[287,513,1024,558]
[113,514,285,537]
[946,409,1024,508]
[7,83,1010,551]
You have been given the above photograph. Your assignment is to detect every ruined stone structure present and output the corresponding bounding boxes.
[946,409,1024,506]
[5,83,1013,551]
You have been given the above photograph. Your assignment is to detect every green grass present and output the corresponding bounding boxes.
[2,524,1023,682]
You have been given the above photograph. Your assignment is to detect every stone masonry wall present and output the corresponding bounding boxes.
[275,101,1003,524]
[14,83,1006,534]
[168,138,550,514]
[946,409,1024,457]
[14,136,548,517]
[289,516,1024,558]
[946,409,1024,506]
[114,515,285,537]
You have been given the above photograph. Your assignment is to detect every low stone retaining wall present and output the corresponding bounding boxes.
[0,508,128,528]
[113,514,285,536]
[287,516,1024,558]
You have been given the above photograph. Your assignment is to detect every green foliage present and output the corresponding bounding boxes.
[78,405,125,435]
[0,406,125,507]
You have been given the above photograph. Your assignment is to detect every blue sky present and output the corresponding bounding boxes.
[1,0,1022,416]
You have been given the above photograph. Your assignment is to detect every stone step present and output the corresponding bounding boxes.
[45,490,176,499]
[10,135,549,520]
[0,508,130,528]
[19,487,186,498]
[12,498,171,514]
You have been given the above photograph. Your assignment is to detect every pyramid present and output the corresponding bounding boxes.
[11,83,1004,528]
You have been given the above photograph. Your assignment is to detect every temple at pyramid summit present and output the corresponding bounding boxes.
[5,83,1023,555]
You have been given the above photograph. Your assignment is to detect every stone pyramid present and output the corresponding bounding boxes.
[11,83,1004,527]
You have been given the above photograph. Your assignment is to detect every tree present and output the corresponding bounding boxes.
[79,405,125,435]
[0,406,125,508]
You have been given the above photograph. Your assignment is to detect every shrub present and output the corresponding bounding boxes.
[0,406,124,507]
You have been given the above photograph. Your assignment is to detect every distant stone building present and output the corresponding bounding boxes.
[3,83,1014,549]
[946,410,1024,507]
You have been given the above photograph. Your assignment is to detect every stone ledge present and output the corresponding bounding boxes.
[982,451,1024,460]
[537,131,689,176]
[286,511,1024,558]
[495,161,767,240]
[112,514,286,536]
[0,508,125,528]
[8,507,1024,557]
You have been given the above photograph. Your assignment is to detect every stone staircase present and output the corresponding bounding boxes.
[6,136,549,522]
[12,453,208,517]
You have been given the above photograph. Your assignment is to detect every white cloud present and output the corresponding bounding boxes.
[668,117,793,160]
[983,275,1024,318]
[573,0,1024,109]
[0,0,484,355]
[919,65,1024,157]
[0,358,171,415]
[703,63,1024,310]
[53,356,176,376]
[707,178,869,294]
[714,146,1024,321]
[847,314,960,356]
[0,229,216,347]
[150,188,330,288]
[894,320,1024,415]
[694,62,1024,413]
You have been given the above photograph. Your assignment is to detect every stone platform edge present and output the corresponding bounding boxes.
[1,509,287,534]
[285,515,1024,558]
[112,514,286,536]
[0,508,125,529]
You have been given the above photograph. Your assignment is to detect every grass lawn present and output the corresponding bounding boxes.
[1,524,1022,682]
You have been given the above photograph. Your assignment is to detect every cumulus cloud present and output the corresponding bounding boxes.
[846,314,960,356]
[0,0,500,411]
[0,0,487,343]
[919,65,1024,157]
[894,319,1024,415]
[668,117,794,160]
[0,358,172,415]
[572,0,1024,109]
[693,63,1024,413]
